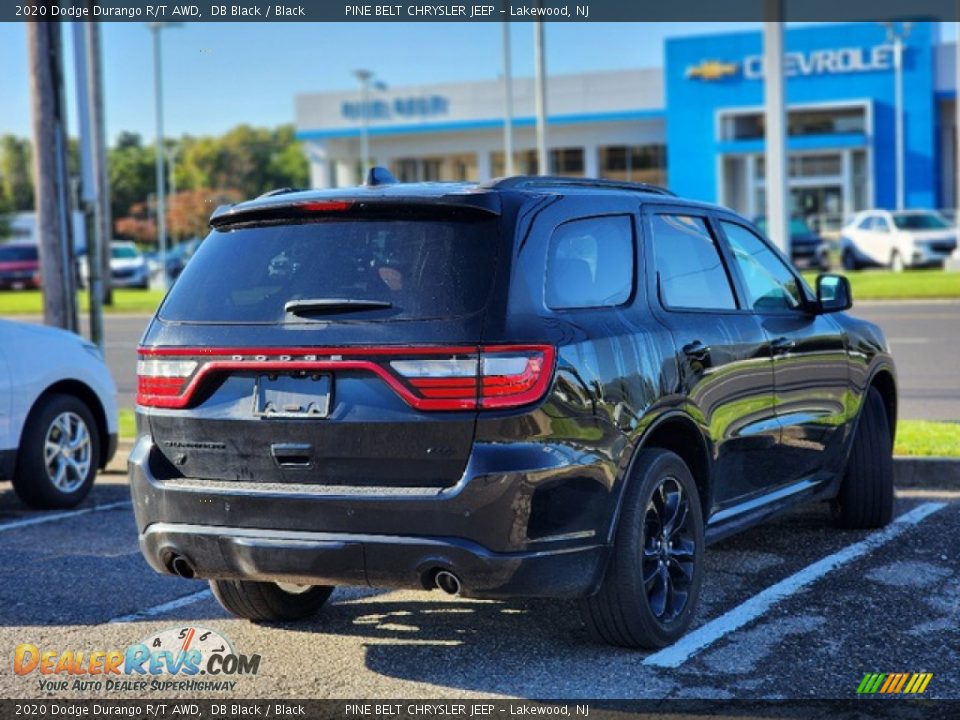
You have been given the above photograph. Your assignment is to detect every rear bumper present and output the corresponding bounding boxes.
[128,436,613,599]
[139,523,606,599]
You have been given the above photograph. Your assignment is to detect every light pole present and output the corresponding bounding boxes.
[533,21,548,175]
[147,21,181,290]
[501,20,515,176]
[352,69,387,178]
[763,9,789,256]
[883,21,911,211]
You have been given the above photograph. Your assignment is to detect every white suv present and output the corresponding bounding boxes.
[0,320,118,508]
[841,209,958,271]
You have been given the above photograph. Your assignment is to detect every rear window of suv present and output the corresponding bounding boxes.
[158,216,498,323]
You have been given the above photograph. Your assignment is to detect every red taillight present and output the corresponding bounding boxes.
[136,345,555,411]
[298,200,352,212]
[136,359,198,406]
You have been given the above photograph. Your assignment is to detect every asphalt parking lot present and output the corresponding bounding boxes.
[1,470,957,701]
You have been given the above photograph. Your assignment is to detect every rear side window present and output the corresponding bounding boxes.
[651,214,737,310]
[545,215,634,309]
[159,216,497,323]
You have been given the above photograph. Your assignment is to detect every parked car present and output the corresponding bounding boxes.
[840,209,958,271]
[130,172,896,649]
[0,243,40,290]
[0,320,118,508]
[755,216,830,270]
[165,238,203,280]
[108,241,149,288]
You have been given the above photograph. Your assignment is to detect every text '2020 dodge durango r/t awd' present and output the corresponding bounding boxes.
[130,171,896,649]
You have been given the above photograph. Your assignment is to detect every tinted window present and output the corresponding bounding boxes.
[159,217,497,323]
[0,245,38,262]
[892,212,949,230]
[112,245,139,259]
[651,214,736,310]
[545,216,633,309]
[873,216,891,232]
[721,221,805,312]
[856,215,873,230]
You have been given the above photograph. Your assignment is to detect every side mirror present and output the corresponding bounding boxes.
[817,273,852,313]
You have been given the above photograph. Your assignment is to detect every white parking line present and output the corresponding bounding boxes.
[644,501,947,669]
[109,590,213,624]
[0,500,131,534]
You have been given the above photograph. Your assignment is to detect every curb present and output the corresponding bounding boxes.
[893,456,960,488]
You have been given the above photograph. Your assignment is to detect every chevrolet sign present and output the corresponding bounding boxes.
[686,60,739,81]
[687,45,896,83]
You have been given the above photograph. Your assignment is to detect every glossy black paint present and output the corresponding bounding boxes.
[130,178,897,598]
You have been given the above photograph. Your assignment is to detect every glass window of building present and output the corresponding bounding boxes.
[599,145,667,185]
[550,148,585,177]
[491,149,584,177]
[491,150,539,177]
[391,154,478,183]
[721,106,866,141]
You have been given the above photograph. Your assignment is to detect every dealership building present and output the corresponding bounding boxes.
[295,22,959,228]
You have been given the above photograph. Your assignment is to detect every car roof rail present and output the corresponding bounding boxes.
[482,176,676,196]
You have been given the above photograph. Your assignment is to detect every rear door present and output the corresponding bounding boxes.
[139,206,513,489]
[716,217,848,485]
[642,206,780,514]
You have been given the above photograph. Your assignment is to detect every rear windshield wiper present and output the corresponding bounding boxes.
[284,298,393,316]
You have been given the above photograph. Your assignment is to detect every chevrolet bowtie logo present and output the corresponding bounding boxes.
[686,60,740,81]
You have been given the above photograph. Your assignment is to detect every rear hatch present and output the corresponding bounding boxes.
[139,200,550,489]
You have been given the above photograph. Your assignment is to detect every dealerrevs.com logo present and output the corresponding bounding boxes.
[14,626,261,693]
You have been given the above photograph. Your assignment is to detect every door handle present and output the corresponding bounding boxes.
[682,340,711,361]
[771,336,796,354]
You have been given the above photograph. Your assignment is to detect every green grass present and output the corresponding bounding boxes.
[895,420,960,458]
[118,409,137,441]
[0,289,165,316]
[802,269,960,301]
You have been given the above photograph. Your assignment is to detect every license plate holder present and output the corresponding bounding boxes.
[254,374,331,418]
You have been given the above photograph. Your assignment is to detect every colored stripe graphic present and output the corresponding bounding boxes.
[857,672,932,694]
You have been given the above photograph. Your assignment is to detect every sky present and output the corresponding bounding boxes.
[0,21,953,144]
[0,21,766,143]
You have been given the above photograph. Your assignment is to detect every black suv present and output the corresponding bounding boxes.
[131,172,896,649]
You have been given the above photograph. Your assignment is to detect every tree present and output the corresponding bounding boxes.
[114,201,156,244]
[107,133,156,230]
[174,123,308,199]
[167,188,242,241]
[0,134,34,211]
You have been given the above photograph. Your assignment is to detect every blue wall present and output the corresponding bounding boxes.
[665,23,937,210]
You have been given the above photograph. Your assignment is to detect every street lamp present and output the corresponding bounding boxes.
[883,21,911,211]
[352,69,387,178]
[501,20,515,176]
[146,21,182,290]
[533,22,548,175]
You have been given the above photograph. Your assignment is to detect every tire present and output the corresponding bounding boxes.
[580,449,704,649]
[833,387,894,529]
[13,394,100,509]
[890,250,904,272]
[841,249,859,271]
[210,579,334,622]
